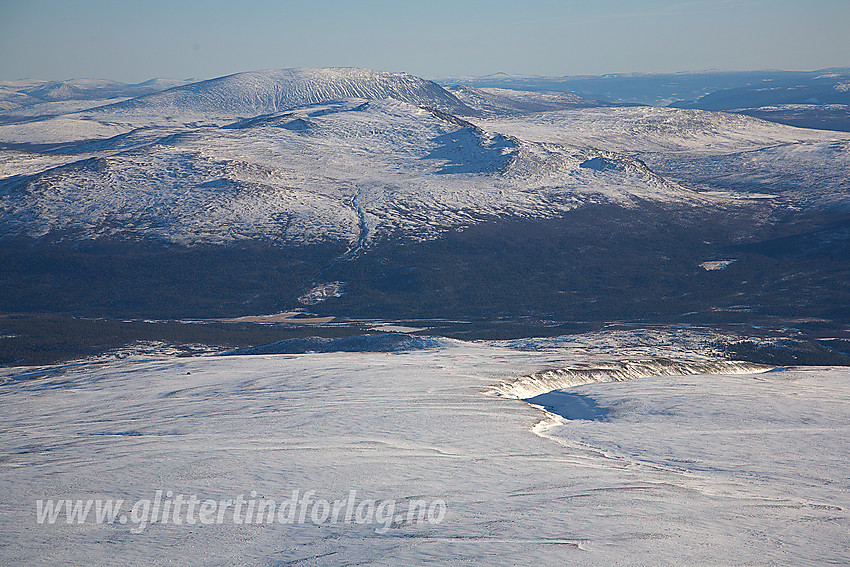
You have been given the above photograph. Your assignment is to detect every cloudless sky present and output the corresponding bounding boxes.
[1,0,848,82]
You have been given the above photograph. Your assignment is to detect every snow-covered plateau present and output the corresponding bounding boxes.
[0,333,847,565]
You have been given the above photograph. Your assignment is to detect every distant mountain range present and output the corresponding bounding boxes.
[440,68,850,131]
[0,77,194,114]
[440,68,850,106]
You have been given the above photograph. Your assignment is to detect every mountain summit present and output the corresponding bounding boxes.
[91,67,474,117]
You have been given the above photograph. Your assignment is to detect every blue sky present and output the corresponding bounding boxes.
[1,0,848,82]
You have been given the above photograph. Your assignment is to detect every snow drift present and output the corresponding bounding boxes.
[492,358,772,399]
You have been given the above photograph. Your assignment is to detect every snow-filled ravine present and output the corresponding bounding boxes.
[0,335,847,566]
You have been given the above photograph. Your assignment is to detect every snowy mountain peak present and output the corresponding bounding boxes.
[90,67,474,118]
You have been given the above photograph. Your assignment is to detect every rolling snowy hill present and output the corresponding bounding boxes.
[477,106,850,210]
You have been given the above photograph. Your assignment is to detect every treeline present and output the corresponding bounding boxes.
[0,314,365,366]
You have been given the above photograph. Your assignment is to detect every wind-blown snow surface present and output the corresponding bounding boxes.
[0,336,847,565]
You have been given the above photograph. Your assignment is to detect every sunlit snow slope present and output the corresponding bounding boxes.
[0,337,847,565]
[0,96,697,245]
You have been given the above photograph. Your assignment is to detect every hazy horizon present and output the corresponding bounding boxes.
[2,0,848,83]
[6,65,850,85]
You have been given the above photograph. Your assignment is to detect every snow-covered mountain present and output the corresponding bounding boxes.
[440,68,850,108]
[0,77,193,114]
[4,72,848,246]
[1,67,849,325]
[87,67,473,121]
[0,89,700,246]
[0,68,471,141]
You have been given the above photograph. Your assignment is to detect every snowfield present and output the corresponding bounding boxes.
[0,335,847,565]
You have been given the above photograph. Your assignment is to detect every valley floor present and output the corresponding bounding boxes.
[0,336,847,565]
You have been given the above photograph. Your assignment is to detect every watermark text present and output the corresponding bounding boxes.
[36,490,446,534]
